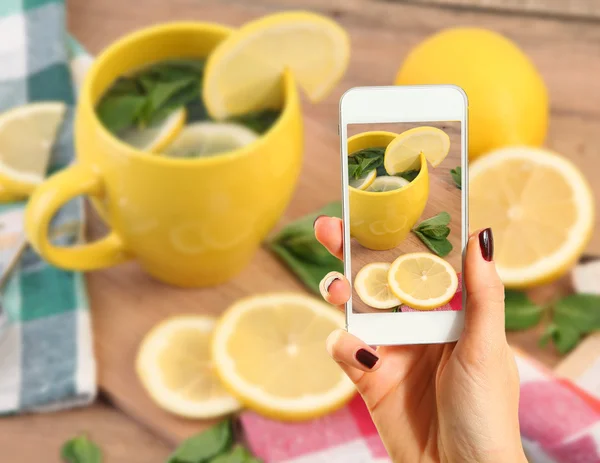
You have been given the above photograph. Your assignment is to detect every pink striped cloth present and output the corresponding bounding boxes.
[240,278,600,462]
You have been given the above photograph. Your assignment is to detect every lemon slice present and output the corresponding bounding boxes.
[212,293,355,420]
[388,253,458,310]
[203,11,350,119]
[470,146,594,288]
[161,122,258,158]
[120,108,185,152]
[0,102,66,195]
[354,262,401,309]
[136,315,241,419]
[384,127,450,174]
[366,176,409,192]
[349,169,376,190]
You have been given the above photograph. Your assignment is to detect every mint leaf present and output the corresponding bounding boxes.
[168,420,232,463]
[539,323,581,354]
[415,212,451,230]
[211,445,260,463]
[397,169,419,182]
[450,166,462,189]
[348,147,385,179]
[96,95,146,133]
[61,435,102,463]
[413,229,453,257]
[553,294,600,333]
[504,290,544,330]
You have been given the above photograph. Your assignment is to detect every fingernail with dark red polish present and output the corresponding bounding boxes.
[356,349,378,369]
[479,228,494,262]
[313,215,326,230]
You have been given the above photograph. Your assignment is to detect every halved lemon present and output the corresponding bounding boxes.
[120,108,185,152]
[388,252,458,310]
[161,121,258,158]
[470,146,594,288]
[136,315,241,419]
[354,262,401,309]
[384,127,450,174]
[0,102,66,195]
[203,11,350,119]
[366,175,409,192]
[349,169,376,190]
[211,293,355,420]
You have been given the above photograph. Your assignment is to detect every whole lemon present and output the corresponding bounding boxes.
[395,28,549,160]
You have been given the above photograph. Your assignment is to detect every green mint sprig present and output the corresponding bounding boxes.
[348,147,385,180]
[61,435,102,463]
[412,212,453,257]
[505,291,600,355]
[450,166,461,189]
[96,59,205,135]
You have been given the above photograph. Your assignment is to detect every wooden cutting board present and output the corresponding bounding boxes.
[70,0,600,447]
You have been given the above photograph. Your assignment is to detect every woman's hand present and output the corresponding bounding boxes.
[314,216,526,463]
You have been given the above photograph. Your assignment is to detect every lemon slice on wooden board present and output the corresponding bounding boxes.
[388,252,458,310]
[136,315,241,419]
[366,175,409,192]
[469,146,594,288]
[211,293,355,420]
[354,262,401,309]
[120,108,186,152]
[349,169,376,190]
[161,121,258,158]
[384,126,450,174]
[203,11,350,119]
[0,102,66,195]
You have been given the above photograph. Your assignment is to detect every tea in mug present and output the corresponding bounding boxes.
[95,59,281,157]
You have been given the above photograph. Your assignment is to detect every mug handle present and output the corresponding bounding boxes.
[25,164,130,270]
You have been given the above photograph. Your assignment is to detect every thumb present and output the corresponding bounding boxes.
[463,228,506,346]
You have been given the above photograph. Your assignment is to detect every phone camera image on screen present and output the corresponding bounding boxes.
[346,121,463,315]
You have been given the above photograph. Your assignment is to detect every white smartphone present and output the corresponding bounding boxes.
[339,85,468,345]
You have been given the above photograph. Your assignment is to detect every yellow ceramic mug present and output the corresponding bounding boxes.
[25,22,303,287]
[349,131,428,250]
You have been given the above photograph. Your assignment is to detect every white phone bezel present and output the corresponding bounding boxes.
[339,85,468,346]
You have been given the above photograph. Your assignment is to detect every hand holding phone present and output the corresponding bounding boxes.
[339,86,468,345]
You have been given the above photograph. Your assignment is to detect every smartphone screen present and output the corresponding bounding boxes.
[345,121,464,315]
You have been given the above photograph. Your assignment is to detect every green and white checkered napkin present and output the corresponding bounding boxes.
[0,0,96,413]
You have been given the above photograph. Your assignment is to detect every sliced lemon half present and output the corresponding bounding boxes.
[136,315,241,419]
[384,126,450,174]
[120,107,186,152]
[354,262,401,309]
[0,102,66,195]
[211,293,355,420]
[161,121,258,158]
[203,11,350,119]
[470,146,594,288]
[388,252,458,310]
[349,169,376,190]
[366,175,409,192]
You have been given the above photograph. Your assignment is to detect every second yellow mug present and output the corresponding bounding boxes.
[25,22,303,287]
[349,131,429,250]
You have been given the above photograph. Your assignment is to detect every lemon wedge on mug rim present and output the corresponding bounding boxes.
[384,126,450,174]
[469,146,594,288]
[0,102,66,195]
[211,293,355,420]
[203,11,350,119]
[136,315,241,419]
[388,252,458,310]
[354,262,401,309]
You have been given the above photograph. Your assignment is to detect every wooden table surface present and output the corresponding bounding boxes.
[4,0,600,460]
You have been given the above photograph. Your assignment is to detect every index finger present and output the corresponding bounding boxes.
[314,216,344,260]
